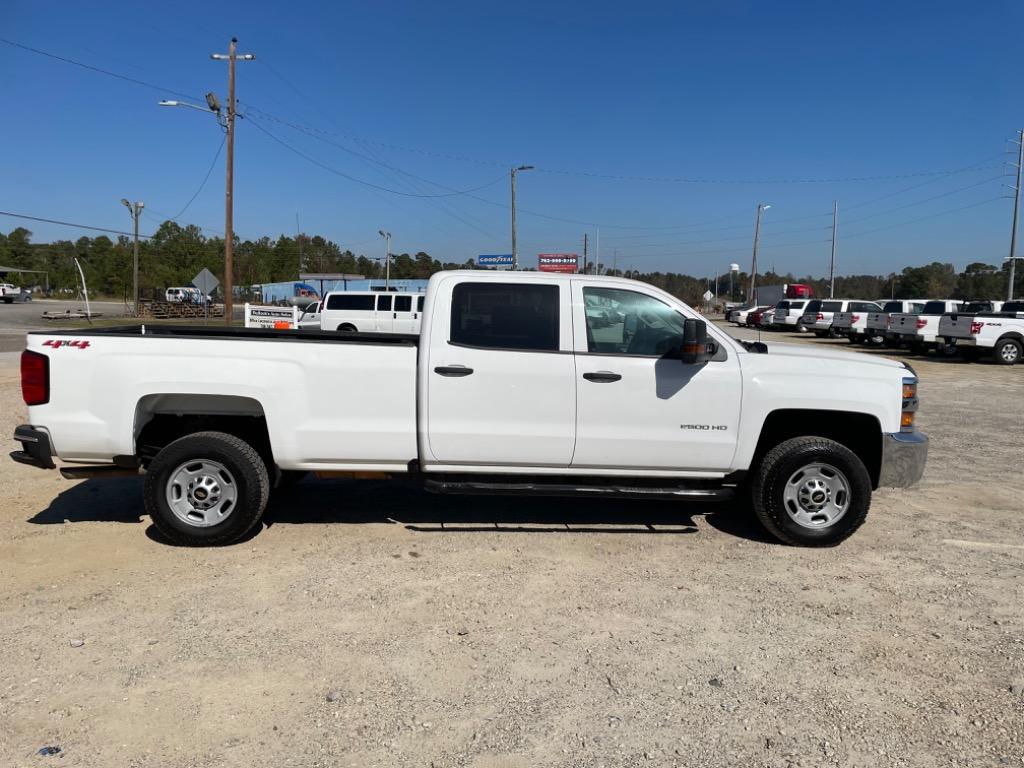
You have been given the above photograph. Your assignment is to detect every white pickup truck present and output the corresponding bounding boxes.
[830,301,884,344]
[866,300,926,347]
[889,300,962,354]
[11,271,928,548]
[937,301,1024,364]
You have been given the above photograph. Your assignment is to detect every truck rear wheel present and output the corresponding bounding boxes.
[143,431,270,546]
[751,436,872,547]
[993,337,1022,365]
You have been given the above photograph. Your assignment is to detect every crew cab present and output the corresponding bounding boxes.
[866,301,926,347]
[938,301,1024,364]
[11,271,928,548]
[830,301,885,344]
[889,300,962,354]
[772,300,810,331]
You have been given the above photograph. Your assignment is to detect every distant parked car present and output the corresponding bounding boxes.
[745,306,773,327]
[1,283,22,304]
[296,301,322,329]
[800,299,856,338]
[889,300,963,354]
[865,300,927,347]
[831,301,886,344]
[772,300,811,331]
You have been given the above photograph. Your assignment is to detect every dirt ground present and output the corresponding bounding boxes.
[1,324,1022,768]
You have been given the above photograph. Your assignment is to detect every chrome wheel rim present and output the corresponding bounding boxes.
[782,462,850,529]
[165,459,238,527]
[1000,343,1019,363]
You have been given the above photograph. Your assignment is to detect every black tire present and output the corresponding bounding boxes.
[909,341,925,356]
[751,436,872,547]
[796,323,807,333]
[337,323,357,332]
[143,431,270,546]
[992,337,1022,365]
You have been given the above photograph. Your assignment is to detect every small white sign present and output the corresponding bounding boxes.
[244,303,299,329]
[703,290,714,302]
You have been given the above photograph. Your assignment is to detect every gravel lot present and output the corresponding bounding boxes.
[0,323,1022,767]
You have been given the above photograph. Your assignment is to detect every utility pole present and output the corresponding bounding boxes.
[829,200,838,299]
[612,249,618,276]
[120,199,144,316]
[583,233,588,274]
[1008,129,1023,301]
[748,203,770,303]
[378,230,392,290]
[510,165,533,270]
[211,37,255,324]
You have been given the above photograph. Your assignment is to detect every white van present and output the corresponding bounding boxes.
[320,291,425,334]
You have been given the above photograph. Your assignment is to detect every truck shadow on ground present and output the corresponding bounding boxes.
[26,477,776,545]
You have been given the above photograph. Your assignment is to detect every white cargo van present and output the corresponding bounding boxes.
[320,291,425,333]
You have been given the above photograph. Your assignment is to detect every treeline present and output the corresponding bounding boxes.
[1,222,1019,306]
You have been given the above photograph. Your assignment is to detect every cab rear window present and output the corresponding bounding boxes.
[821,301,843,312]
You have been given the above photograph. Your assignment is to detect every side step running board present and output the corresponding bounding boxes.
[60,465,142,480]
[423,479,734,502]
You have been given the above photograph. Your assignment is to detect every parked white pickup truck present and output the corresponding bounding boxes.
[11,271,927,548]
[1,283,24,304]
[889,300,962,354]
[937,301,1024,364]
[866,301,926,347]
[830,301,884,344]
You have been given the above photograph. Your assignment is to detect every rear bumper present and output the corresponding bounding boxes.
[878,430,928,488]
[10,425,55,470]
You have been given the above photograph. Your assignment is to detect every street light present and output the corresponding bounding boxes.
[510,165,533,270]
[749,203,770,303]
[120,199,144,316]
[378,230,392,291]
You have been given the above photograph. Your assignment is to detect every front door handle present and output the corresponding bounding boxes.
[434,365,474,377]
[583,371,622,383]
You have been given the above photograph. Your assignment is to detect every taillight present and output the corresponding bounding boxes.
[915,318,927,329]
[901,377,918,433]
[970,321,983,335]
[21,350,50,406]
[851,314,860,324]
[885,316,892,328]
[816,313,824,321]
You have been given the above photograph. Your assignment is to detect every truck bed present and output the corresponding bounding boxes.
[24,325,420,469]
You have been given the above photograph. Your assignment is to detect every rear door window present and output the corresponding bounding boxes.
[450,283,559,351]
[804,300,822,313]
[394,295,412,312]
[377,295,393,311]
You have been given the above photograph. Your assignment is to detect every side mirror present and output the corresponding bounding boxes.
[681,318,709,364]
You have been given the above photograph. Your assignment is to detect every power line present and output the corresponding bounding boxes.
[844,196,1005,240]
[167,135,227,221]
[0,210,156,239]
[0,38,200,100]
[246,116,506,199]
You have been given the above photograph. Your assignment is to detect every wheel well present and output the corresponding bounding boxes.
[753,409,882,488]
[996,332,1023,343]
[337,323,357,332]
[134,395,272,468]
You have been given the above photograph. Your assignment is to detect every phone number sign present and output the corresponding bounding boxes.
[538,253,579,273]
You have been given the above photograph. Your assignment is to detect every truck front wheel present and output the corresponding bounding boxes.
[143,431,270,546]
[751,437,872,547]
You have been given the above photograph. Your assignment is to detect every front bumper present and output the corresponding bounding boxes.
[878,430,928,488]
[10,425,55,470]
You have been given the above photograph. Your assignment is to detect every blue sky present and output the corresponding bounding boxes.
[2,0,1022,277]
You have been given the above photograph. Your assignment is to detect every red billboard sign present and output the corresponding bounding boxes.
[538,253,579,273]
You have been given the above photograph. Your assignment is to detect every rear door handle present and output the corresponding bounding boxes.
[434,365,474,377]
[583,371,622,383]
